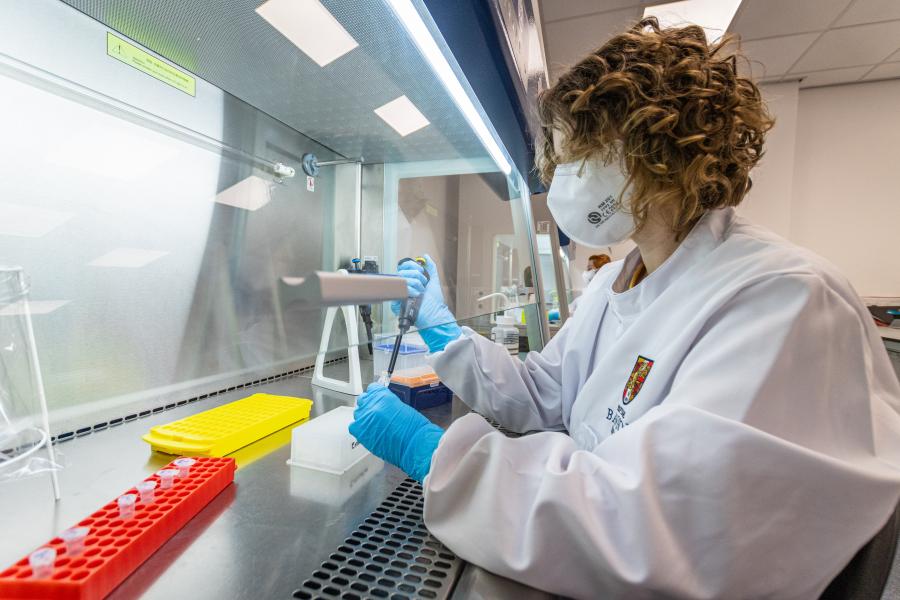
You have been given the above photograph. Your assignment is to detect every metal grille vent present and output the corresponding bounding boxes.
[293,479,462,600]
[481,414,523,438]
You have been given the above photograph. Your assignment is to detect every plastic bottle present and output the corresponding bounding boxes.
[491,314,519,355]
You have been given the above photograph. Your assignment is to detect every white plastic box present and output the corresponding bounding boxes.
[286,406,370,474]
[290,453,383,505]
[372,341,429,379]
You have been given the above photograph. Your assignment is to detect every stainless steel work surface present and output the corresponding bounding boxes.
[0,362,457,599]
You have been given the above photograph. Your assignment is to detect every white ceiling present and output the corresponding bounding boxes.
[538,0,900,88]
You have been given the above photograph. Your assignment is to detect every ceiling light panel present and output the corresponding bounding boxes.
[374,95,430,136]
[256,0,359,67]
[644,0,743,43]
[88,248,169,268]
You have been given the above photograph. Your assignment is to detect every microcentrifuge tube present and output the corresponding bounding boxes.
[28,547,56,579]
[157,469,177,489]
[137,480,157,503]
[117,494,136,520]
[60,527,90,556]
[173,457,196,478]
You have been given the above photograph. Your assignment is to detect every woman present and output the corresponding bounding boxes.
[349,19,900,598]
[583,253,612,285]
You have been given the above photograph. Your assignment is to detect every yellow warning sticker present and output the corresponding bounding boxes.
[106,32,196,97]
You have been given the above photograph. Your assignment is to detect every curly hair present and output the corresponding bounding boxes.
[538,17,774,240]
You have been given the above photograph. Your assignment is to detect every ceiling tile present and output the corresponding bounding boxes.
[729,0,851,40]
[544,6,643,73]
[793,65,871,87]
[738,34,820,79]
[834,0,900,26]
[791,20,900,71]
[540,0,649,24]
[863,61,900,80]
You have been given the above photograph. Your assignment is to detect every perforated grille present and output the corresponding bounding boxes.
[481,414,523,438]
[293,479,461,600]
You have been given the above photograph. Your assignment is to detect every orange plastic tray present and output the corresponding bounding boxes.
[390,371,440,387]
[0,456,235,599]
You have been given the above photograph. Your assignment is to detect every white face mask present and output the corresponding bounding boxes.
[547,158,635,247]
[581,269,597,285]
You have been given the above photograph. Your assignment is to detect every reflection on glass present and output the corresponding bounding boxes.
[0,0,544,433]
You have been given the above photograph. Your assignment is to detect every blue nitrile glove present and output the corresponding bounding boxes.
[390,254,462,352]
[348,383,444,483]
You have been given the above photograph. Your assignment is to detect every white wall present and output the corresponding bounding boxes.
[568,240,635,291]
[743,78,900,298]
[791,79,900,298]
[739,81,799,239]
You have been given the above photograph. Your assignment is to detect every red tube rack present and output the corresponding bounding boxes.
[0,456,235,599]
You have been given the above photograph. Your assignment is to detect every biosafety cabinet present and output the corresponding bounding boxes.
[0,0,558,597]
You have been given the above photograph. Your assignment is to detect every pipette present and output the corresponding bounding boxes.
[378,257,429,387]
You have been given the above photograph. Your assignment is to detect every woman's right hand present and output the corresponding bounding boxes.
[391,254,462,352]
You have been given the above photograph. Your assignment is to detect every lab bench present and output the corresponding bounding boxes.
[0,361,550,600]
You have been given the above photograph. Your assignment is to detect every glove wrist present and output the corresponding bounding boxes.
[419,307,463,353]
[400,422,444,483]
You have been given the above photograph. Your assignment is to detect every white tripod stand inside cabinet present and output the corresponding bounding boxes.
[311,271,364,396]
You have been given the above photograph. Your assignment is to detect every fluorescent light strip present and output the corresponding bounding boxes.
[643,0,743,43]
[256,0,359,67]
[88,248,169,268]
[385,0,513,175]
[374,95,430,136]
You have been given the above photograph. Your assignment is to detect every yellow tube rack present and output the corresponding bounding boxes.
[142,393,313,457]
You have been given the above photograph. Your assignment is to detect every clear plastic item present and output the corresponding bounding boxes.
[137,480,157,503]
[0,267,61,497]
[117,494,136,520]
[290,452,383,505]
[287,406,371,475]
[372,340,429,380]
[156,469,177,489]
[491,314,519,356]
[28,547,55,579]
[60,526,90,556]
[173,457,196,477]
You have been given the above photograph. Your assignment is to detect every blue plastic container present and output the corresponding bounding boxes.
[388,381,452,410]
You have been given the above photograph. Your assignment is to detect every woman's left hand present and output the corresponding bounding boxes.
[348,383,444,483]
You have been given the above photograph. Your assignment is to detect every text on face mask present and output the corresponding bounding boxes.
[587,194,619,226]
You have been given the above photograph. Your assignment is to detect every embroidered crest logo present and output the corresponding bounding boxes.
[622,355,654,405]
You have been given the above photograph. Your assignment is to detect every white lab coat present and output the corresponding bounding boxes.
[424,208,900,599]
